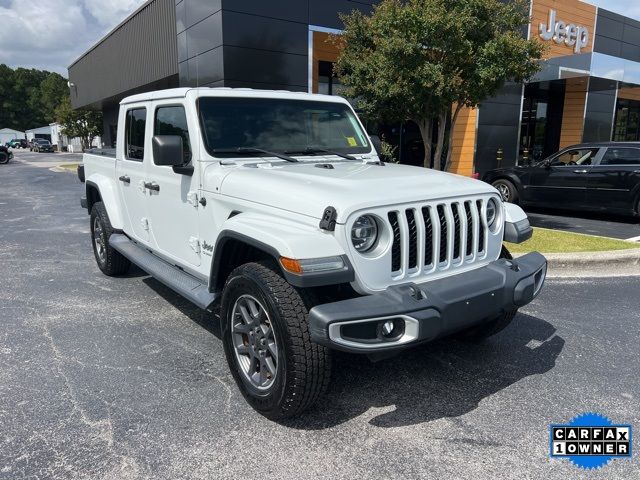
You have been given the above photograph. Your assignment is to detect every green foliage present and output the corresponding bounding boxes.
[0,64,69,131]
[334,0,544,169]
[55,96,103,150]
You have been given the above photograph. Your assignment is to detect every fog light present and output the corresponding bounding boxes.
[377,318,405,341]
[381,320,394,337]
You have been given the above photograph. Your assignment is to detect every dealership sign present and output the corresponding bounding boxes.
[539,9,589,53]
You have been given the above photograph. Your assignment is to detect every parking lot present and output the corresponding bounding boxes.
[1,151,639,479]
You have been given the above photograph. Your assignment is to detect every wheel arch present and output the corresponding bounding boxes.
[209,212,351,293]
[85,177,124,230]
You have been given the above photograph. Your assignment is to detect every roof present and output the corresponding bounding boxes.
[565,141,640,148]
[0,128,24,134]
[25,125,55,134]
[120,87,351,105]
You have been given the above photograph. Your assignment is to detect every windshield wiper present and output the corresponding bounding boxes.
[212,147,298,163]
[284,147,357,161]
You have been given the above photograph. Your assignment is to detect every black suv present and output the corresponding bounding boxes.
[30,138,54,153]
[483,142,640,216]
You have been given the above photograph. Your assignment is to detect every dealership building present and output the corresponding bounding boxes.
[68,0,640,175]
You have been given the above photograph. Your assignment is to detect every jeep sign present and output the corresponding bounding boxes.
[539,9,589,53]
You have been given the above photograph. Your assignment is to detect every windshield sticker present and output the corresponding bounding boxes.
[346,136,357,147]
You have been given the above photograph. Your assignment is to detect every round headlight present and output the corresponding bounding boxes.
[351,215,378,253]
[486,198,499,230]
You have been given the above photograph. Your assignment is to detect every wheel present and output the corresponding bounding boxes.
[90,202,130,276]
[457,246,518,341]
[492,179,518,203]
[0,151,8,164]
[220,261,331,420]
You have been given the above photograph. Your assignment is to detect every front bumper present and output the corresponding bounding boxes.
[308,252,547,353]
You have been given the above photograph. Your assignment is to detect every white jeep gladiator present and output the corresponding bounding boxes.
[79,88,546,419]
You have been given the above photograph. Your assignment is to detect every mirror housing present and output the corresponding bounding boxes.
[370,134,382,154]
[152,135,184,166]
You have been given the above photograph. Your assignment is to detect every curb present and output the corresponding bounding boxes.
[516,248,640,277]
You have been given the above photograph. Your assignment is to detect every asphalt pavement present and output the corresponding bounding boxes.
[1,153,639,479]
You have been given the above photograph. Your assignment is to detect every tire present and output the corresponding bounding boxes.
[0,151,8,164]
[220,261,331,420]
[457,246,518,341]
[492,178,518,204]
[90,202,130,276]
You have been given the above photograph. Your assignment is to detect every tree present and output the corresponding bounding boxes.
[55,96,103,150]
[0,64,68,131]
[334,0,544,170]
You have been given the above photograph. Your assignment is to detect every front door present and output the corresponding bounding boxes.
[526,147,599,207]
[587,146,640,212]
[116,106,150,243]
[145,103,201,267]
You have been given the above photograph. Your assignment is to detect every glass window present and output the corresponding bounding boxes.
[125,108,146,161]
[550,148,599,166]
[600,147,640,166]
[154,106,191,163]
[198,97,370,157]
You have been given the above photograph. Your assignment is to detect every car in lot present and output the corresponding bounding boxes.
[0,145,13,164]
[5,138,28,149]
[484,142,640,216]
[29,138,54,153]
[79,87,546,419]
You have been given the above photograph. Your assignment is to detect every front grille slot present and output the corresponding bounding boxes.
[421,207,433,266]
[464,201,473,256]
[436,205,447,263]
[388,211,401,272]
[384,197,489,278]
[452,204,461,260]
[405,209,418,269]
[476,199,485,253]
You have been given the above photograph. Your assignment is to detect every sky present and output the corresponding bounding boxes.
[0,0,639,78]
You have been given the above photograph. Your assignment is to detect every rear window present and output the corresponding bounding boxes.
[125,108,147,161]
[601,147,640,166]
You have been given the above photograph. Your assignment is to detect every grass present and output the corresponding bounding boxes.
[57,163,80,172]
[505,227,638,254]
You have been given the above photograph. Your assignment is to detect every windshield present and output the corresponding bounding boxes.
[198,97,370,158]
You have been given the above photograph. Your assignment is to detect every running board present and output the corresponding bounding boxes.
[109,234,217,310]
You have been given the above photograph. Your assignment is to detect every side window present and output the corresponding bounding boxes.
[600,148,640,166]
[154,106,191,164]
[125,108,146,161]
[552,148,598,166]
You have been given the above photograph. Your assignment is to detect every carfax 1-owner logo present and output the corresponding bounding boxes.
[550,412,633,469]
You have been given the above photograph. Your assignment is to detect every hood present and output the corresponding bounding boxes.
[218,160,497,223]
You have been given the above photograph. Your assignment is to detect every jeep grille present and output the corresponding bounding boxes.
[387,199,488,277]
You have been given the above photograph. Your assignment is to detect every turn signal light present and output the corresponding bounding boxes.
[280,257,303,274]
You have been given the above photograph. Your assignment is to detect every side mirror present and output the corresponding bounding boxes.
[152,135,184,166]
[370,135,382,154]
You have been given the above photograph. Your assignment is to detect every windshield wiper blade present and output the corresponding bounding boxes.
[285,147,357,161]
[212,147,298,163]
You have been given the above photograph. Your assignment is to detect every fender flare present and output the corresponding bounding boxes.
[209,212,353,291]
[85,177,124,230]
[503,203,532,244]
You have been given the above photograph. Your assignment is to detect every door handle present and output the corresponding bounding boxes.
[573,169,588,174]
[144,181,160,192]
[118,175,130,184]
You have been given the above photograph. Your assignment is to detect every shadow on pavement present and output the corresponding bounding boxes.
[131,277,564,430]
[143,276,222,340]
[287,313,564,430]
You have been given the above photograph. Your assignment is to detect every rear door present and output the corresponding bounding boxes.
[116,106,150,243]
[587,146,640,212]
[526,147,599,207]
[145,102,201,267]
